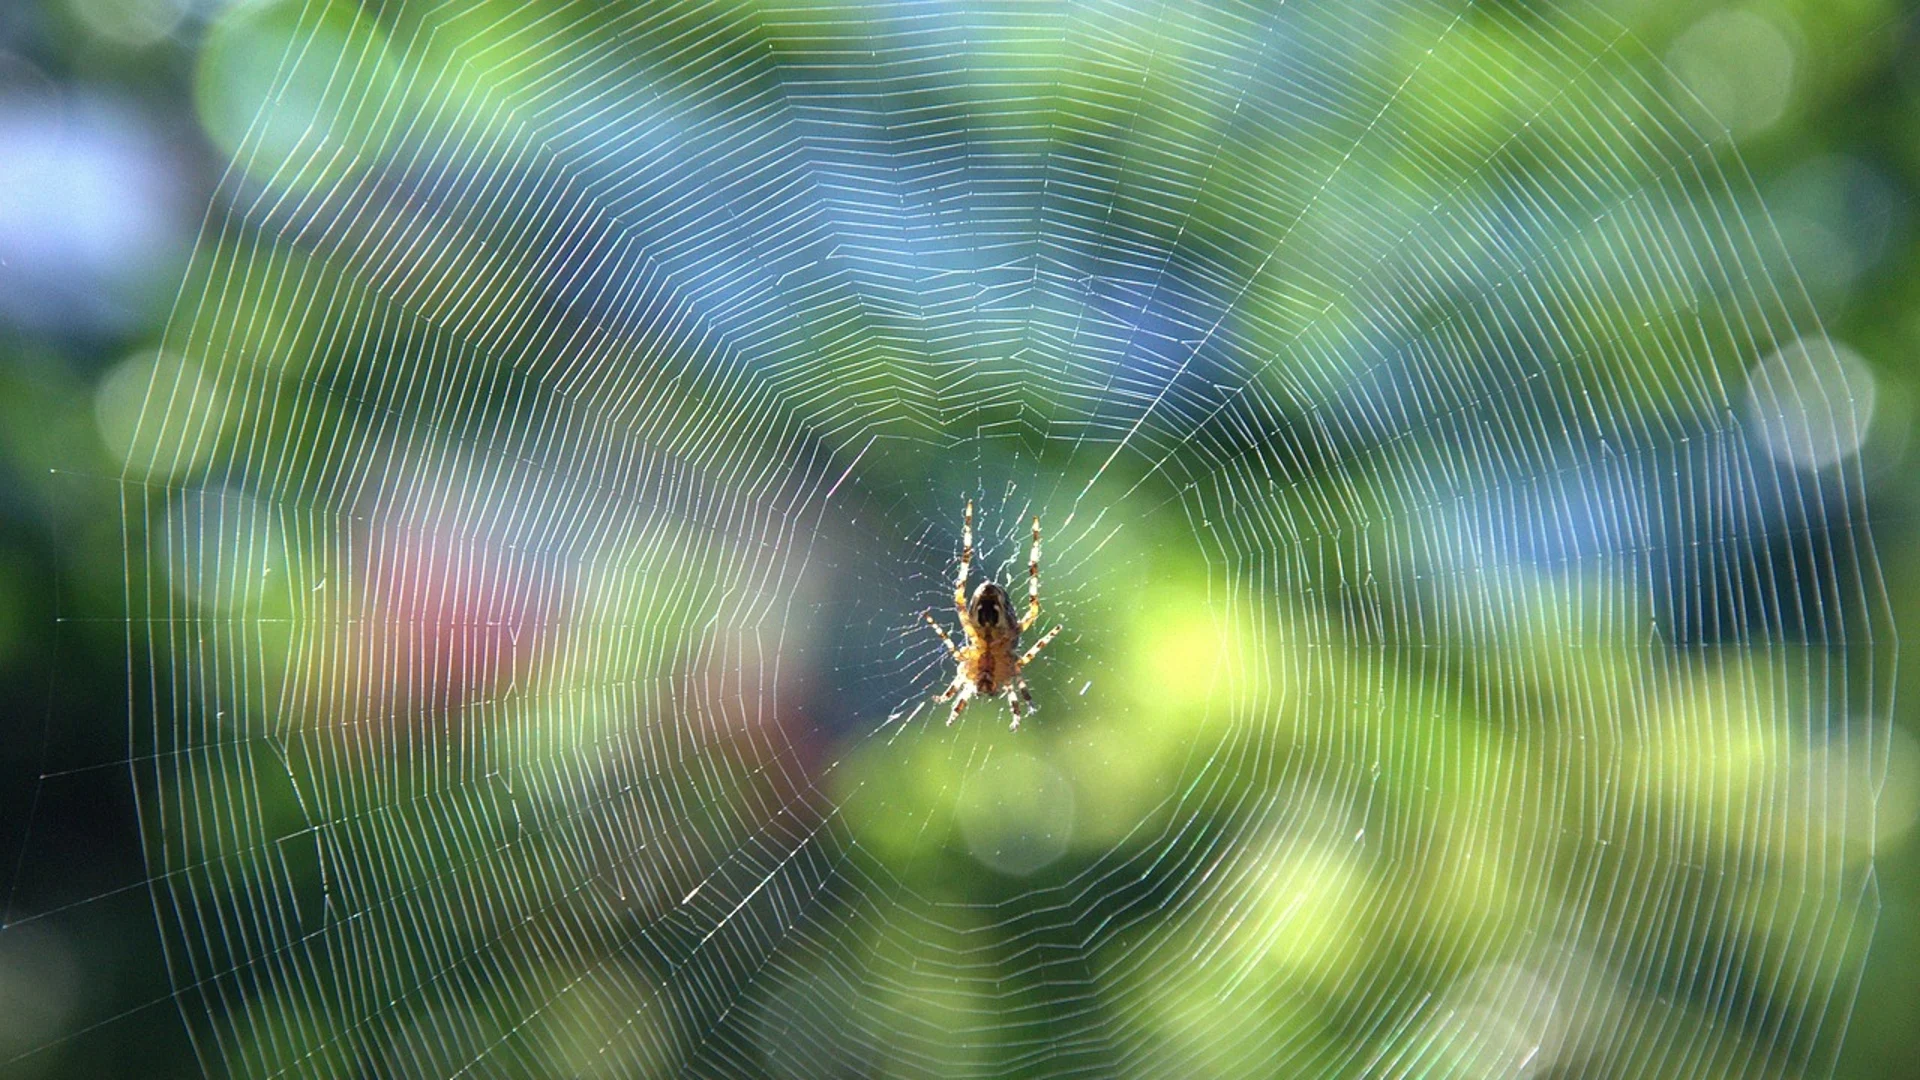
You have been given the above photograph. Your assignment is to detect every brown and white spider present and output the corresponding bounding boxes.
[923,501,1062,731]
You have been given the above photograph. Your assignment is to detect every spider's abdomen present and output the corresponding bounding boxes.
[964,646,1018,695]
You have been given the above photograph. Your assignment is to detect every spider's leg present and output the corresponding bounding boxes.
[1018,624,1062,667]
[923,611,961,659]
[934,677,961,703]
[946,686,973,726]
[1006,688,1027,732]
[1021,514,1042,631]
[1017,680,1034,715]
[954,499,974,616]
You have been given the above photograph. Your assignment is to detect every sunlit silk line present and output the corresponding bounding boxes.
[1025,0,1258,496]
[1070,8,1470,522]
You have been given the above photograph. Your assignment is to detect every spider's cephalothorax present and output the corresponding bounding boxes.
[923,501,1062,731]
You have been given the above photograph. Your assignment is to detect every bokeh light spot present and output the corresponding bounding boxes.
[0,96,187,336]
[955,747,1076,876]
[95,349,223,477]
[1745,336,1877,470]
[194,0,396,191]
[67,0,192,48]
[1668,9,1797,136]
[0,926,81,1069]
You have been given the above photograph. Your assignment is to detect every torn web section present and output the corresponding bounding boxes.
[121,0,1891,1078]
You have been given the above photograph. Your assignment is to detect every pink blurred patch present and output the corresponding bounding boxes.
[347,517,569,738]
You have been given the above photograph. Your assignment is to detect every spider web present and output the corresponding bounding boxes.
[112,0,1889,1076]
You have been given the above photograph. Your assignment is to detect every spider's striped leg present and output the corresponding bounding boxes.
[954,499,974,616]
[1006,686,1031,732]
[934,677,961,703]
[1018,624,1061,667]
[946,686,973,725]
[1021,515,1042,631]
[923,611,961,659]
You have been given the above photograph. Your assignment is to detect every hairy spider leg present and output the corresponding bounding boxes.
[1018,624,1062,667]
[955,499,974,618]
[934,677,961,703]
[946,686,973,725]
[923,611,961,659]
[1022,515,1042,631]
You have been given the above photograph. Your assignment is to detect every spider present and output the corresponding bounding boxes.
[923,501,1062,731]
